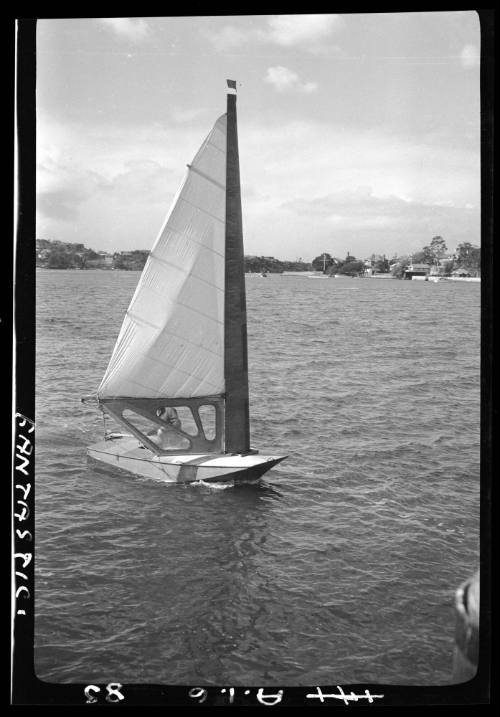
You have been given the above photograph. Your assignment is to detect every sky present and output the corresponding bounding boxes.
[35,13,481,261]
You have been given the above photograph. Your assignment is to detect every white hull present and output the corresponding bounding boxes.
[88,436,286,484]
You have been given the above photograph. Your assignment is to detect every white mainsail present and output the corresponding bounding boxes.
[98,114,227,400]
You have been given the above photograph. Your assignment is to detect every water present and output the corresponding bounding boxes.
[35,270,480,685]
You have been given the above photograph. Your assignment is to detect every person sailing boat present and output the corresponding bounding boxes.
[147,407,181,449]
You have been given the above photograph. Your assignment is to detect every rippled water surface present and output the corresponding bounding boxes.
[35,270,480,685]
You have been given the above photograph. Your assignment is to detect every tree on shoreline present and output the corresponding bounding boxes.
[36,237,480,276]
[390,256,410,279]
[336,259,365,276]
[429,236,448,265]
[311,253,335,273]
[455,242,480,275]
[46,247,75,269]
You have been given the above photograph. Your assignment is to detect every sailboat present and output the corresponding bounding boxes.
[308,254,330,278]
[84,81,287,484]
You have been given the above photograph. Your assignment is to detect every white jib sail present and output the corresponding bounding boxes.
[98,114,227,400]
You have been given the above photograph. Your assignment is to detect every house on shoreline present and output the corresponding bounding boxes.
[403,262,431,280]
[84,251,114,269]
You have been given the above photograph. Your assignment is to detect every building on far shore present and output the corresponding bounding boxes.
[364,253,390,277]
[85,251,114,269]
[403,262,431,280]
[451,267,476,278]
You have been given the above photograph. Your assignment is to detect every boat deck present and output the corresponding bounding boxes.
[88,435,286,483]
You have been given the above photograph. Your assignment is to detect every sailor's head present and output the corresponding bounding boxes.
[156,407,167,420]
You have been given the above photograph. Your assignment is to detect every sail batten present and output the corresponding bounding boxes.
[126,310,163,330]
[187,164,226,191]
[134,254,224,296]
[178,196,226,224]
[152,229,225,259]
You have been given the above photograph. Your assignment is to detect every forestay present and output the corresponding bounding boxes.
[98,114,227,400]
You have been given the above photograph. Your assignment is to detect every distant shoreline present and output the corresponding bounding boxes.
[36,267,480,282]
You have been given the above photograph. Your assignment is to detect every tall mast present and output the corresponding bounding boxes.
[224,80,250,453]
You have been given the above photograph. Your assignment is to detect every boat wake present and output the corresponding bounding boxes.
[191,475,264,490]
[191,479,236,490]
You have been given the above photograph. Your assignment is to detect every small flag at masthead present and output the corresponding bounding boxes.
[227,79,237,90]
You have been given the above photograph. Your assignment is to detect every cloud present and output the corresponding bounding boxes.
[169,106,205,124]
[37,189,86,221]
[106,160,171,203]
[460,44,480,69]
[37,162,109,221]
[35,114,203,246]
[36,111,480,257]
[236,118,480,257]
[207,25,258,51]
[206,14,343,53]
[267,14,344,47]
[278,189,479,255]
[283,188,476,223]
[37,182,104,222]
[265,66,318,93]
[37,151,173,227]
[100,18,150,43]
[240,119,480,209]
